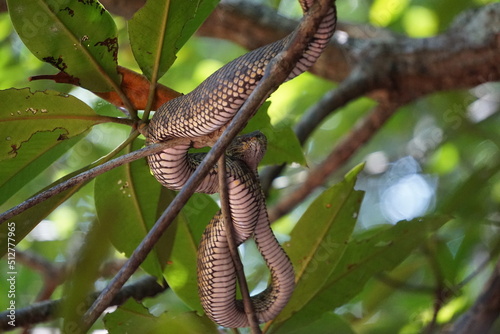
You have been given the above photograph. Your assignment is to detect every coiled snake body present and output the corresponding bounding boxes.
[147,0,336,328]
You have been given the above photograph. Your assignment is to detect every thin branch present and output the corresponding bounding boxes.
[81,0,333,328]
[0,275,166,332]
[268,100,402,222]
[218,154,261,332]
[0,139,190,224]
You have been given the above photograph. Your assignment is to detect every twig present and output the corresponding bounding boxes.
[0,139,190,224]
[268,100,402,222]
[0,275,166,332]
[218,154,261,332]
[81,0,333,328]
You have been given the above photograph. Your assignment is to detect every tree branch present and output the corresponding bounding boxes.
[0,275,166,332]
[200,2,500,94]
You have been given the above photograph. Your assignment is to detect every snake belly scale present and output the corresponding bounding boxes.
[147,0,336,328]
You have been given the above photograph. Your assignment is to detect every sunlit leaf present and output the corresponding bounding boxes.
[0,88,103,160]
[104,299,218,334]
[270,164,364,327]
[128,0,220,80]
[8,0,120,91]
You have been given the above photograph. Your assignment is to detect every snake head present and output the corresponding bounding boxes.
[227,131,267,170]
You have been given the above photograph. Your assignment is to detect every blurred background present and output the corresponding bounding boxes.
[1,0,499,333]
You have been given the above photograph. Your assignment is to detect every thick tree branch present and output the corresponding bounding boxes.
[0,275,166,332]
[200,2,500,95]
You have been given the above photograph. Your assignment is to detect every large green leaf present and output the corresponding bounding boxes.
[269,164,364,327]
[94,138,167,278]
[8,0,120,91]
[104,299,218,334]
[128,0,220,81]
[0,88,104,160]
[270,215,451,333]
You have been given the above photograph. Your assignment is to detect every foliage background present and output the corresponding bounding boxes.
[0,0,499,333]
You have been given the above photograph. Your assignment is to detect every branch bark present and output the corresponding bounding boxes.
[0,275,166,332]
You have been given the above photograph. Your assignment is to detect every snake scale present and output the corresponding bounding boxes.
[147,0,336,328]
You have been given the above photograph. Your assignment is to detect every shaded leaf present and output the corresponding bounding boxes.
[0,88,103,160]
[104,299,218,334]
[270,164,364,327]
[129,0,220,80]
[8,0,120,91]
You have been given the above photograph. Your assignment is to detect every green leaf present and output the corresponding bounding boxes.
[245,102,306,166]
[270,164,364,327]
[104,299,218,334]
[0,88,103,160]
[0,132,83,205]
[163,194,218,314]
[271,215,451,333]
[129,0,220,80]
[94,138,167,278]
[8,0,120,91]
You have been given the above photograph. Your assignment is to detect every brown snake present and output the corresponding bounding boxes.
[147,0,336,328]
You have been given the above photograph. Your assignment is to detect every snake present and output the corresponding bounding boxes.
[146,0,336,328]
